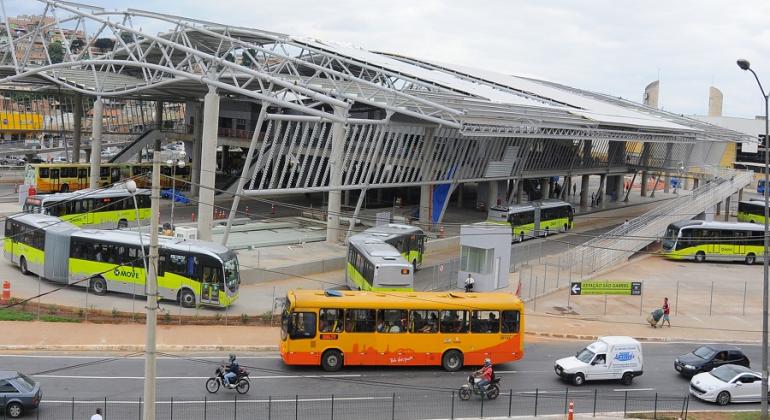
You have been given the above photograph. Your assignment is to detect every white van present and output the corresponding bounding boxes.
[554,336,643,386]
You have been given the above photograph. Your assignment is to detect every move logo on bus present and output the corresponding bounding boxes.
[113,267,140,279]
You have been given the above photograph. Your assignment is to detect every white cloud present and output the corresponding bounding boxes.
[8,0,770,117]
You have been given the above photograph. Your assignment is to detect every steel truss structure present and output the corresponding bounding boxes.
[0,0,752,201]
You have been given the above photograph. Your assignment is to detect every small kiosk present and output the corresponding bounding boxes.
[457,223,511,292]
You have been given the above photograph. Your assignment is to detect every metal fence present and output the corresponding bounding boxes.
[6,389,691,420]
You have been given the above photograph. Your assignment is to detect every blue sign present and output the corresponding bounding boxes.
[614,352,635,362]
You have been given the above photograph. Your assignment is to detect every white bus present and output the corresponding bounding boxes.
[346,234,414,292]
[23,187,151,229]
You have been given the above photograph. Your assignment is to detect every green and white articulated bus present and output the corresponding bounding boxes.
[346,224,424,291]
[488,199,574,242]
[4,213,240,308]
[661,220,764,264]
[23,187,151,229]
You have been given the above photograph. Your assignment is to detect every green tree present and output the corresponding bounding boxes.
[48,41,64,63]
[93,37,115,51]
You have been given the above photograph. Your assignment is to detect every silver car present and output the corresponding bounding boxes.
[0,371,41,418]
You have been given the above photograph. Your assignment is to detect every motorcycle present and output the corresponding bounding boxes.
[458,373,501,400]
[205,365,251,394]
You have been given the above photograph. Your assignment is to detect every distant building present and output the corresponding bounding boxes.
[0,14,85,65]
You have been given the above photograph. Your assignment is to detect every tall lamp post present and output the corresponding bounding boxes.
[737,58,770,420]
[166,150,186,231]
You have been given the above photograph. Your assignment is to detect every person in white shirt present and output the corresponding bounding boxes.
[464,274,475,292]
[90,408,103,420]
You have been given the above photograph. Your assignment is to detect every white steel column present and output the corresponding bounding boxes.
[419,127,436,225]
[89,97,103,189]
[326,105,350,244]
[580,175,590,207]
[197,89,220,241]
[191,102,203,196]
[222,104,267,245]
[489,181,498,207]
[142,149,161,420]
[72,94,82,163]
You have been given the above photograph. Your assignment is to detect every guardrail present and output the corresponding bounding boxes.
[11,389,690,420]
[568,169,753,277]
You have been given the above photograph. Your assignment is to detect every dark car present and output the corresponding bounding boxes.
[0,371,41,418]
[674,344,750,377]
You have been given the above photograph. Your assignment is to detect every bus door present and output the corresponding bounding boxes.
[49,168,60,193]
[200,261,222,305]
[77,168,88,190]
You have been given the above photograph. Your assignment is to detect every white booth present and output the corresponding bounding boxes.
[457,223,511,292]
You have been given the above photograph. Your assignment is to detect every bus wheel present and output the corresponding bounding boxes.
[441,349,463,372]
[746,254,756,265]
[321,349,343,372]
[19,256,29,275]
[60,184,69,193]
[117,219,128,229]
[90,277,108,295]
[695,251,706,263]
[178,289,196,308]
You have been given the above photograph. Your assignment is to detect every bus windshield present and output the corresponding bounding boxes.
[662,225,679,249]
[223,257,240,292]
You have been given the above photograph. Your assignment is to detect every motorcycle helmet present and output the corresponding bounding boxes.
[484,358,491,366]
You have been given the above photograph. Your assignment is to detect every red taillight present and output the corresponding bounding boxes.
[401,268,410,275]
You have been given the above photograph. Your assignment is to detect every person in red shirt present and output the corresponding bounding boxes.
[474,358,494,392]
[662,297,671,327]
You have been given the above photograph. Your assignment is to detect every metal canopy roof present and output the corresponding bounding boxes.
[0,0,749,143]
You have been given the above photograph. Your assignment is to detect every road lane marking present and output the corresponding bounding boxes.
[42,396,391,404]
[36,374,362,380]
[612,388,655,392]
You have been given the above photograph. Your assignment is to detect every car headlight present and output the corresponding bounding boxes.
[684,364,695,370]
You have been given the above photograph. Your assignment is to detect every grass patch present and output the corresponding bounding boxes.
[0,308,79,323]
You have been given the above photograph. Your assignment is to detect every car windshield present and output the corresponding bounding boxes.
[14,374,35,392]
[576,348,595,364]
[223,258,239,292]
[709,365,742,383]
[693,346,716,360]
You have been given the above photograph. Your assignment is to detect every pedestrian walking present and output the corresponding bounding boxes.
[591,192,595,206]
[662,297,671,327]
[622,219,630,234]
[572,183,576,196]
[90,408,103,420]
[464,274,475,292]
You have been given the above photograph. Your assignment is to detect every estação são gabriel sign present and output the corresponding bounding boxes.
[570,281,642,296]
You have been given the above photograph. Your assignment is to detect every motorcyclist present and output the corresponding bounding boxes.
[474,358,494,392]
[223,354,239,388]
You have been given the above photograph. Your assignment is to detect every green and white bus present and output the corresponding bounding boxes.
[737,199,766,224]
[357,224,425,271]
[23,187,151,229]
[4,214,240,308]
[346,233,414,292]
[661,220,764,264]
[488,199,574,242]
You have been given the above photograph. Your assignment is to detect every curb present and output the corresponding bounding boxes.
[0,344,279,352]
[525,331,762,345]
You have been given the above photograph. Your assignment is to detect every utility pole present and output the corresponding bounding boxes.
[142,148,161,420]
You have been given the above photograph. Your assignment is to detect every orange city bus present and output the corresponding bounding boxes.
[280,290,524,372]
[26,162,193,193]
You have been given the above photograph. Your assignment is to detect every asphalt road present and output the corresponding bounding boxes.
[2,341,759,419]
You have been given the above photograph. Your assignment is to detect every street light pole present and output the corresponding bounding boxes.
[738,58,770,420]
[167,150,185,232]
[142,148,161,420]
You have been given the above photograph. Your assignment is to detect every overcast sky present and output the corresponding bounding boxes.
[10,0,770,118]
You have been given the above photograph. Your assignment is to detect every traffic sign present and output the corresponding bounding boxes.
[570,281,642,296]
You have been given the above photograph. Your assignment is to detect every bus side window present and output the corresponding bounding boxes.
[320,308,343,333]
[39,168,49,178]
[440,310,468,333]
[501,310,520,333]
[471,310,500,333]
[167,254,187,276]
[345,309,375,333]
